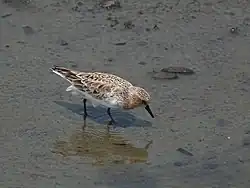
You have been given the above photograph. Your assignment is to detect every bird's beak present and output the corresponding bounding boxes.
[145,104,154,118]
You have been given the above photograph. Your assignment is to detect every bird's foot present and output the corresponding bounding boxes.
[106,119,117,132]
[82,113,88,131]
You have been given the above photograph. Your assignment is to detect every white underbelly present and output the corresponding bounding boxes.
[66,85,120,108]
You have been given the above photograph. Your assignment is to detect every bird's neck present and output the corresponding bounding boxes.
[122,87,142,109]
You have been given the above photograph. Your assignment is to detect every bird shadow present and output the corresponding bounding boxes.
[54,100,153,128]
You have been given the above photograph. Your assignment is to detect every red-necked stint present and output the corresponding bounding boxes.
[50,66,154,130]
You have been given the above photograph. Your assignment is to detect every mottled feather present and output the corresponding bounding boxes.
[50,66,130,106]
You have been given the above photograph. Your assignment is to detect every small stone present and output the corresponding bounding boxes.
[72,6,81,12]
[22,25,35,35]
[100,0,121,9]
[202,163,219,170]
[3,0,31,5]
[173,161,184,167]
[106,16,112,20]
[136,41,148,46]
[170,128,178,132]
[59,39,68,46]
[224,10,235,16]
[76,1,83,6]
[107,57,113,62]
[176,148,193,156]
[245,130,250,134]
[124,20,134,29]
[138,61,147,65]
[16,41,26,44]
[242,136,250,146]
[1,13,12,18]
[113,41,127,45]
[151,72,178,80]
[153,24,159,30]
[230,27,239,34]
[138,10,143,15]
[161,66,195,75]
[110,19,119,27]
[72,1,83,12]
[198,137,205,142]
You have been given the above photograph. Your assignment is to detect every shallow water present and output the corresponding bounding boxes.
[1,0,250,187]
[53,126,152,166]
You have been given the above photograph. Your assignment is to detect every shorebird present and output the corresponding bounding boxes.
[50,66,154,130]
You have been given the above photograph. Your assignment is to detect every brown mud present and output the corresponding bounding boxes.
[1,0,250,187]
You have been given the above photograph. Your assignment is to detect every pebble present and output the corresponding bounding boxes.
[230,27,239,34]
[136,41,148,47]
[1,13,12,18]
[149,69,178,80]
[59,39,68,46]
[173,161,187,167]
[161,66,195,75]
[242,136,250,146]
[202,163,219,170]
[153,24,159,30]
[244,130,250,134]
[176,148,193,156]
[100,0,121,9]
[138,10,144,15]
[110,19,119,27]
[22,25,35,35]
[113,41,127,45]
[124,20,134,29]
[138,61,147,65]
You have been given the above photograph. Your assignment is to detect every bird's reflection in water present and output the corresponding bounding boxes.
[53,126,152,166]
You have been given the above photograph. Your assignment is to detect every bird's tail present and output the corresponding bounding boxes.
[50,65,81,83]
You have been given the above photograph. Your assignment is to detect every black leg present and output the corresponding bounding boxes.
[107,108,116,132]
[82,99,88,131]
[107,108,115,123]
[83,99,88,118]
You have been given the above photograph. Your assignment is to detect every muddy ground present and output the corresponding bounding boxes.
[1,0,250,187]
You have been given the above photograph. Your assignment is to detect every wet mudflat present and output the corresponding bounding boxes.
[1,0,250,187]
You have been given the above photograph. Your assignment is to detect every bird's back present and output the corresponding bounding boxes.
[51,66,133,87]
[77,72,133,88]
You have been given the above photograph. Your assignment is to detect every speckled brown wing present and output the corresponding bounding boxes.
[71,73,127,100]
[51,66,133,87]
[76,72,133,87]
[51,66,130,100]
